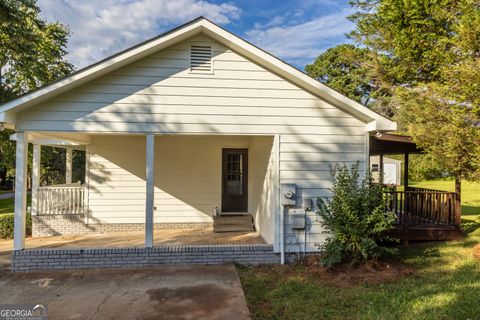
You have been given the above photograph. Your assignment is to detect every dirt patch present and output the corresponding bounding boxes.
[473,244,480,260]
[245,256,415,289]
[302,255,415,288]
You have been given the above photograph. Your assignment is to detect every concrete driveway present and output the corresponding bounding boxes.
[0,265,251,320]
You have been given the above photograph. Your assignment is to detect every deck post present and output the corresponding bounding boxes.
[31,144,41,216]
[66,148,73,184]
[145,134,155,248]
[14,132,28,250]
[404,152,409,215]
[404,152,409,190]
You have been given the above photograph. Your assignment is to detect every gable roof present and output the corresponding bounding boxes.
[0,17,396,131]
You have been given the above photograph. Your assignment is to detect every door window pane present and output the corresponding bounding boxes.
[226,153,243,195]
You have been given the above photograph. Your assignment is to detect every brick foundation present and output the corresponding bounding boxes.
[12,244,279,272]
[32,214,213,237]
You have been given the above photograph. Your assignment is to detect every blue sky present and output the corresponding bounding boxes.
[38,0,354,70]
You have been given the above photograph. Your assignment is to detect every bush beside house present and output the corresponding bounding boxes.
[316,163,398,267]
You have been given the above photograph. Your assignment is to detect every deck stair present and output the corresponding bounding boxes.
[213,214,254,232]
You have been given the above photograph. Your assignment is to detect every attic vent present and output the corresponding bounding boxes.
[190,45,212,73]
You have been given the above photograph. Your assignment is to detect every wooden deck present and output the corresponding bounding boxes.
[384,187,463,240]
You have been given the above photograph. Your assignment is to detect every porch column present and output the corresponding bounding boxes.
[14,132,28,250]
[66,148,73,184]
[31,144,41,216]
[145,134,155,247]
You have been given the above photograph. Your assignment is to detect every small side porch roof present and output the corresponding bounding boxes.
[369,132,423,156]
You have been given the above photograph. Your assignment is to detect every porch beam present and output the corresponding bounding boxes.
[14,132,28,250]
[31,144,41,216]
[66,148,73,184]
[9,132,89,147]
[145,134,155,247]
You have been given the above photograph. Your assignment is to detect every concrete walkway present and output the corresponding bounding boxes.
[0,265,251,320]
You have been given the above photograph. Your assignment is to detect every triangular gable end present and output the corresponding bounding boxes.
[0,17,396,132]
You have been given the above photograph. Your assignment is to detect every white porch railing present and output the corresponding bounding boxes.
[37,183,86,215]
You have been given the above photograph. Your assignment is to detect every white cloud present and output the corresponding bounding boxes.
[37,0,241,68]
[246,8,354,68]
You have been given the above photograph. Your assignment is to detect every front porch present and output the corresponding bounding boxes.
[1,228,272,271]
[4,228,264,250]
[10,132,279,270]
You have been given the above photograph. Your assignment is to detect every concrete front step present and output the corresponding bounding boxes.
[214,218,253,224]
[213,214,254,232]
[213,226,255,233]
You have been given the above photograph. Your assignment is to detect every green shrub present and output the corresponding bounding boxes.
[0,212,32,239]
[316,162,398,267]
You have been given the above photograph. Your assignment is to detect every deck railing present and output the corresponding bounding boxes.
[37,183,86,215]
[384,187,461,227]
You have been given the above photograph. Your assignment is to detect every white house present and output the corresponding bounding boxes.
[0,17,396,266]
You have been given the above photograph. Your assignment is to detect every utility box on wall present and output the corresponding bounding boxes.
[280,183,296,206]
[291,213,306,230]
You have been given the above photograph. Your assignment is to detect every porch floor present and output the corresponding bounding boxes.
[0,228,265,268]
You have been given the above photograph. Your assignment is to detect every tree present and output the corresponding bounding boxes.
[395,60,480,186]
[0,0,73,99]
[348,0,473,84]
[305,44,392,114]
[0,0,74,187]
[346,0,480,191]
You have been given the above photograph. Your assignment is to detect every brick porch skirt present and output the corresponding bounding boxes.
[12,244,279,272]
[32,214,213,237]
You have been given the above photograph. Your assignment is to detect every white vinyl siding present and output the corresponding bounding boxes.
[17,33,367,250]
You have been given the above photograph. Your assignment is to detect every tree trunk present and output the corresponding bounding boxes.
[454,176,462,226]
[455,177,461,196]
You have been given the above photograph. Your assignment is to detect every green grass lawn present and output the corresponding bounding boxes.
[0,198,15,216]
[0,195,31,216]
[238,179,480,320]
